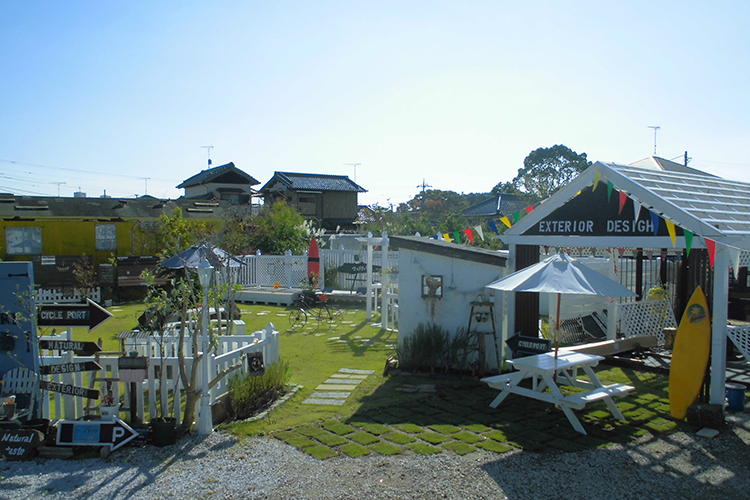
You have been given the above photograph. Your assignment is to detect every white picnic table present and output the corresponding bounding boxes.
[481,351,634,435]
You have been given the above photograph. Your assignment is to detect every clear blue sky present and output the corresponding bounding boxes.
[2,1,749,206]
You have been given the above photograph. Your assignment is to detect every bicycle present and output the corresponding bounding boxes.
[288,291,343,329]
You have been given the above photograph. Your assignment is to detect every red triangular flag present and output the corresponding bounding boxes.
[525,205,534,214]
[706,238,716,268]
[618,191,627,215]
[463,228,474,243]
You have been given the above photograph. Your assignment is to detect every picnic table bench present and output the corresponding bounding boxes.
[481,351,634,435]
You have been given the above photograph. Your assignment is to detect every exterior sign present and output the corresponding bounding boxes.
[37,299,112,331]
[56,418,137,450]
[505,332,551,357]
[40,360,102,375]
[0,429,43,460]
[522,185,683,238]
[40,380,100,400]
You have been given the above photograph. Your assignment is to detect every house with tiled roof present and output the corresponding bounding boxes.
[260,172,366,230]
[177,162,260,204]
[463,192,528,220]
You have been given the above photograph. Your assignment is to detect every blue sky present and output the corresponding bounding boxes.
[2,1,749,206]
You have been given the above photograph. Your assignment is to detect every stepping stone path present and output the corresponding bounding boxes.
[303,368,374,406]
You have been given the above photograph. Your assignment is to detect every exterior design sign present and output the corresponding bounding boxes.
[522,185,683,238]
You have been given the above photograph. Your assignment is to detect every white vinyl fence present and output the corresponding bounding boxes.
[38,322,279,425]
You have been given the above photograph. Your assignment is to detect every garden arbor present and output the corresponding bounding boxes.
[499,159,750,405]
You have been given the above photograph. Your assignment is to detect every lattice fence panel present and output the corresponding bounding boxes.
[728,326,750,361]
[617,299,677,345]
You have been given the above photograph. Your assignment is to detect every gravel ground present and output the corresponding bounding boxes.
[2,412,750,500]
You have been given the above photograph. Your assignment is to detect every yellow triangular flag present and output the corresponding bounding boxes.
[593,171,601,191]
[443,233,451,242]
[500,216,511,228]
[666,220,676,246]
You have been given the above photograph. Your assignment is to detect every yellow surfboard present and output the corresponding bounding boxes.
[669,286,711,419]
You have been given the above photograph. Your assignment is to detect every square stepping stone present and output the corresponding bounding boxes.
[327,337,340,341]
[310,392,350,399]
[348,375,368,380]
[338,368,375,375]
[303,398,345,405]
[316,384,359,391]
[324,378,361,385]
[329,374,350,379]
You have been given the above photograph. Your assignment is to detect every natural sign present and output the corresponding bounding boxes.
[0,429,43,460]
[38,339,102,355]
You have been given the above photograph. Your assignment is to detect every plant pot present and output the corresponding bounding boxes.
[151,417,177,447]
[100,404,120,420]
[2,403,16,420]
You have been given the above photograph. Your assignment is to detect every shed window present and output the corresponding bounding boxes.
[6,227,42,255]
[422,275,443,298]
[96,224,117,251]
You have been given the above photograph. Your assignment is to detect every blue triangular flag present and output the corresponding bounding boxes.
[649,210,660,236]
[488,221,499,235]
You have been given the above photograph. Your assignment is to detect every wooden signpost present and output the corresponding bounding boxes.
[56,418,137,450]
[37,298,112,331]
[0,429,44,460]
[505,331,551,357]
[38,340,102,356]
[40,360,102,375]
[40,380,99,400]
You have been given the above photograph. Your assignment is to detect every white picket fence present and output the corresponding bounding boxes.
[35,287,102,304]
[38,323,279,425]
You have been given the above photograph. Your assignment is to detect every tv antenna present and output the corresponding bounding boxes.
[49,181,66,197]
[139,177,150,196]
[647,126,660,155]
[344,163,361,182]
[201,145,214,166]
[417,179,432,193]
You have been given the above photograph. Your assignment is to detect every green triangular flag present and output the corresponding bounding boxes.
[607,181,614,202]
[513,211,521,223]
[453,231,461,243]
[684,229,693,257]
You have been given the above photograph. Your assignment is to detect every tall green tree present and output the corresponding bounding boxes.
[512,144,591,200]
[248,201,309,255]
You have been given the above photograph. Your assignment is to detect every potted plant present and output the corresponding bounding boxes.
[99,383,119,420]
[2,395,16,420]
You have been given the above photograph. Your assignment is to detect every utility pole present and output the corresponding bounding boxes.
[139,178,150,196]
[344,163,361,182]
[647,126,660,155]
[49,181,66,197]
[201,146,214,166]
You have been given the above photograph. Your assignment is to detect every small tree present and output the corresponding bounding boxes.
[513,144,591,200]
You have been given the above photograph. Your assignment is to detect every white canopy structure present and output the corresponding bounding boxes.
[499,158,750,405]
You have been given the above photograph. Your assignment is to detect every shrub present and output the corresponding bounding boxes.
[227,361,291,420]
[397,323,479,373]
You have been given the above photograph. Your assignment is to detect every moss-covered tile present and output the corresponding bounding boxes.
[322,419,355,435]
[369,441,403,456]
[428,424,461,435]
[383,431,417,445]
[645,417,678,433]
[340,443,372,457]
[406,442,442,455]
[296,424,325,437]
[275,431,317,449]
[442,441,477,456]
[462,423,491,434]
[303,445,338,459]
[316,431,348,446]
[417,431,451,445]
[484,429,508,442]
[477,440,515,453]
[353,422,390,435]
[452,430,485,444]
[623,408,656,422]
[394,423,424,434]
[349,431,379,445]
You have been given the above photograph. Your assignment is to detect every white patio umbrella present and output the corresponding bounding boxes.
[486,252,636,356]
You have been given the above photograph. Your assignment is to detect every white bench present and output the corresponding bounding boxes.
[565,383,634,407]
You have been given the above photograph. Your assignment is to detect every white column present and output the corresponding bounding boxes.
[380,233,389,327]
[505,244,516,354]
[199,287,212,434]
[366,232,374,320]
[710,247,729,405]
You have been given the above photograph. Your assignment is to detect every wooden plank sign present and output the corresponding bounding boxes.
[505,331,551,357]
[37,298,112,331]
[339,263,382,274]
[0,429,44,460]
[40,361,102,375]
[56,418,137,450]
[38,339,102,355]
[40,380,99,400]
